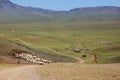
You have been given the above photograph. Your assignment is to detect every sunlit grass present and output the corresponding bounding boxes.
[0,21,120,63]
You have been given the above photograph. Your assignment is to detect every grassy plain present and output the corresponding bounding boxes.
[0,21,120,63]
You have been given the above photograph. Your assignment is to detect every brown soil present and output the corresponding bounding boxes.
[0,65,40,80]
[0,34,5,38]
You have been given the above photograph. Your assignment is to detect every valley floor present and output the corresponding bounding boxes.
[0,63,120,80]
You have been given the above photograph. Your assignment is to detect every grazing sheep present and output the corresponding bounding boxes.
[38,61,44,65]
[10,49,52,65]
[30,55,36,60]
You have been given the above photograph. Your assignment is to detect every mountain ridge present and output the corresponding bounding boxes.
[0,0,120,13]
[0,0,120,23]
[70,6,120,12]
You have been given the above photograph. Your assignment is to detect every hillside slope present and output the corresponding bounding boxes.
[0,0,120,24]
[0,38,77,63]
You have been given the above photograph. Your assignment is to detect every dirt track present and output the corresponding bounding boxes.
[0,65,40,80]
[37,63,120,80]
[0,63,120,80]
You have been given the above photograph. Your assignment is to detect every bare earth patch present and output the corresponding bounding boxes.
[0,65,40,80]
[37,63,120,80]
[0,63,120,80]
[0,34,5,38]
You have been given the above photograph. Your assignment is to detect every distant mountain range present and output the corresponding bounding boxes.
[0,0,120,13]
[0,0,55,13]
[0,0,120,23]
[70,6,120,12]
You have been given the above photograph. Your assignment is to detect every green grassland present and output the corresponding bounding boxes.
[0,20,120,63]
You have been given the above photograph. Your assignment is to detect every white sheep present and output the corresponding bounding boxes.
[37,61,44,65]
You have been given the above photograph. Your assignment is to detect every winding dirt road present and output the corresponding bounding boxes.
[0,65,40,80]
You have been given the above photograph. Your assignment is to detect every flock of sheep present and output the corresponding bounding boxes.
[10,49,52,65]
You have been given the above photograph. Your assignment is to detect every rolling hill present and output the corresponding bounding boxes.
[0,0,120,23]
[0,38,78,63]
[0,0,120,64]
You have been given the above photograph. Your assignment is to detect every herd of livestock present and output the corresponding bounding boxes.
[9,49,52,65]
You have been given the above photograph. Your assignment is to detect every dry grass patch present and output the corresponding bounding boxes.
[37,63,120,80]
[0,64,23,70]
